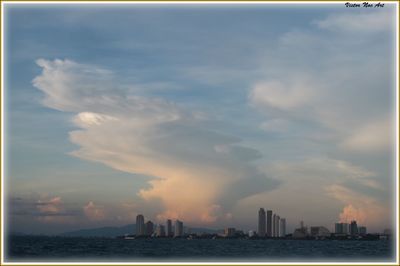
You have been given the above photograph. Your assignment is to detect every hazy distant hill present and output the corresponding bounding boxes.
[61,224,135,237]
[61,224,219,237]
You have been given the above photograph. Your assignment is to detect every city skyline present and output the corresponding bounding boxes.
[4,3,396,235]
[129,209,381,238]
[258,208,286,237]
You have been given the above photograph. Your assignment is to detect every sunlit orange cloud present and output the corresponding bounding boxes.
[137,165,239,224]
[36,196,76,224]
[60,91,258,225]
[132,157,240,224]
[71,130,252,224]
[339,204,367,224]
[69,112,257,225]
[327,185,390,229]
[70,126,239,224]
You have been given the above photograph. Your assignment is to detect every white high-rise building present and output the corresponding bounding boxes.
[272,214,276,237]
[136,214,145,236]
[174,220,183,237]
[279,218,286,237]
[274,215,280,237]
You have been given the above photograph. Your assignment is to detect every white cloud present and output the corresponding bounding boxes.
[235,157,389,231]
[265,157,377,186]
[249,79,315,111]
[29,8,395,231]
[73,112,118,127]
[315,10,393,33]
[33,58,277,226]
[249,9,395,160]
[33,59,115,112]
[340,115,394,153]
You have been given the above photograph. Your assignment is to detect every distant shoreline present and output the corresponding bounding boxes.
[8,234,390,241]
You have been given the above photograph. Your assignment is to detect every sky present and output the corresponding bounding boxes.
[3,3,397,235]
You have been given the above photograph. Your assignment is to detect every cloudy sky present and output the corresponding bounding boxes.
[4,3,397,235]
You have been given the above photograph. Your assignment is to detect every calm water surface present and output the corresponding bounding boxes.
[6,236,394,262]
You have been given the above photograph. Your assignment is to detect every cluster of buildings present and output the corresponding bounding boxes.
[256,209,372,239]
[335,221,367,236]
[291,220,368,239]
[292,221,330,239]
[135,214,184,237]
[134,210,378,240]
[257,208,286,238]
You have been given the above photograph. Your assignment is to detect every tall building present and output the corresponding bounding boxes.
[274,215,280,237]
[272,214,276,237]
[156,224,166,237]
[258,208,266,237]
[145,221,154,236]
[349,220,358,236]
[279,218,286,237]
[266,210,272,237]
[136,214,145,236]
[335,223,349,235]
[166,219,173,237]
[335,223,342,234]
[342,223,349,234]
[174,219,183,237]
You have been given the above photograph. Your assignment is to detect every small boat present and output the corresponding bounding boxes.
[123,234,135,240]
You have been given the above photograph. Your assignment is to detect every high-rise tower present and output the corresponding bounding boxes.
[136,214,145,236]
[274,215,280,237]
[145,220,154,236]
[272,214,276,237]
[350,220,358,236]
[279,218,286,237]
[174,220,183,237]
[266,210,273,237]
[166,219,173,237]
[258,208,266,237]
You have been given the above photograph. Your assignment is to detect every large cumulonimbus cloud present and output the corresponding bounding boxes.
[32,58,279,225]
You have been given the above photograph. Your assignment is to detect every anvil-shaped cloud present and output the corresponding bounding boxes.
[32,59,279,224]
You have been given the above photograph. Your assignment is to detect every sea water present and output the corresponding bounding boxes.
[6,235,394,262]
